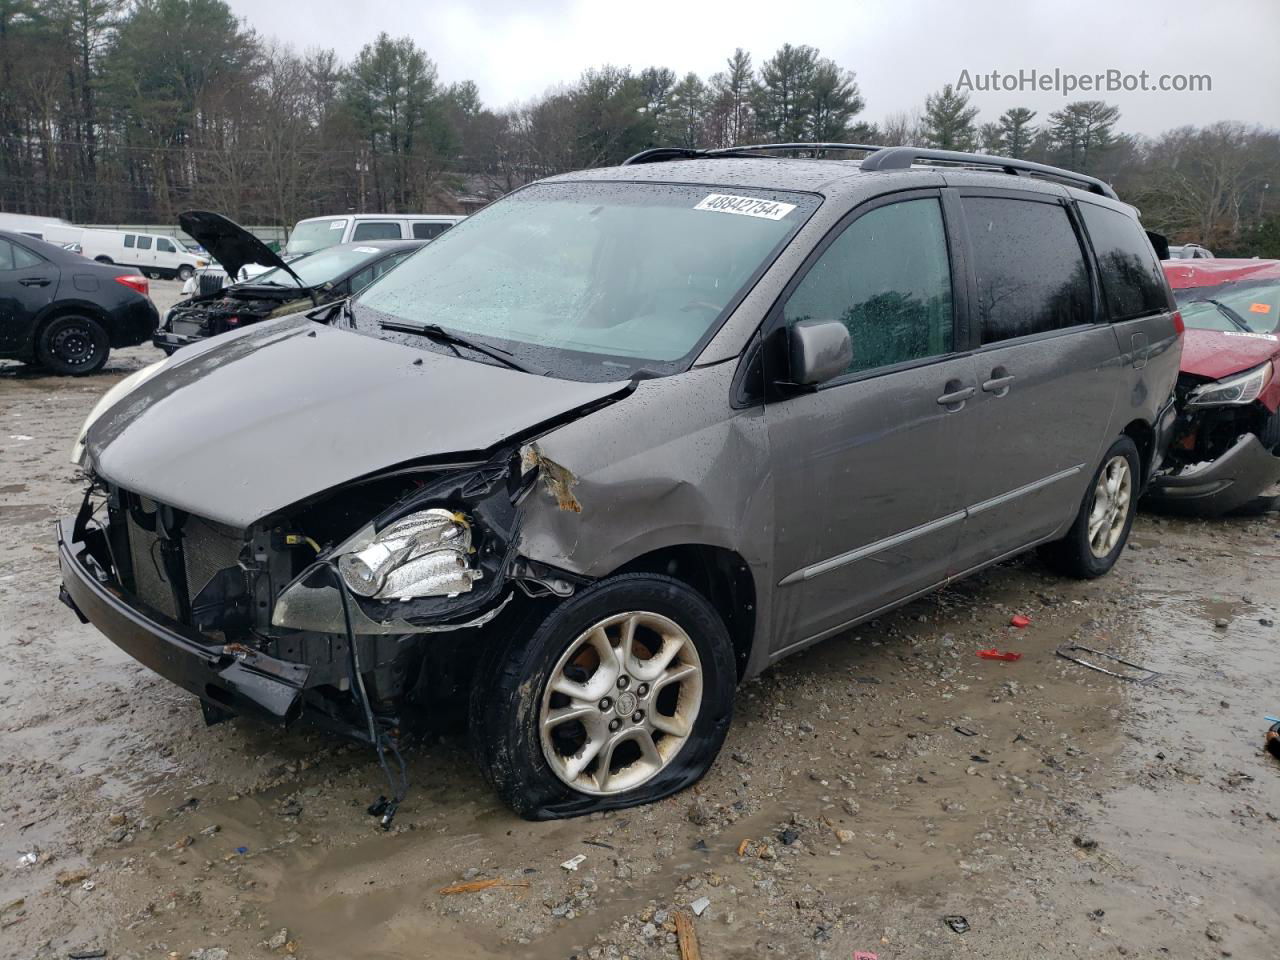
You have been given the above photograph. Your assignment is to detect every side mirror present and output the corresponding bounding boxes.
[787,319,852,387]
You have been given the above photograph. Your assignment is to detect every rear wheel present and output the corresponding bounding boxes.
[36,315,109,375]
[469,574,735,820]
[1039,436,1140,579]
[93,255,112,264]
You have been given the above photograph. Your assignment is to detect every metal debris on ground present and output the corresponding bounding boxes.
[438,877,529,895]
[944,915,970,933]
[977,648,1022,661]
[690,896,711,916]
[68,950,107,959]
[953,726,978,737]
[1055,643,1160,683]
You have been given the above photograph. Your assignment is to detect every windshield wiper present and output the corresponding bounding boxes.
[1188,298,1253,332]
[378,320,547,376]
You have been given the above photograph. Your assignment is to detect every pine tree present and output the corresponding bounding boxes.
[921,83,978,151]
[998,107,1037,158]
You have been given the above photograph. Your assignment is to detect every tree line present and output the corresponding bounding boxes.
[2,0,1277,255]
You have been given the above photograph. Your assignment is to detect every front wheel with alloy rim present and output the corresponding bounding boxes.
[1039,435,1141,579]
[36,315,109,375]
[469,574,735,820]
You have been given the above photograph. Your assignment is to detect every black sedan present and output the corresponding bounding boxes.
[0,230,158,375]
[154,211,425,353]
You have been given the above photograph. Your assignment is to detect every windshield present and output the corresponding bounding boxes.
[286,218,348,256]
[353,181,817,380]
[1174,278,1280,333]
[247,244,386,288]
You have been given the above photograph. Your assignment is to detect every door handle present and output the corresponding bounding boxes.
[982,373,1016,396]
[19,278,51,287]
[936,384,975,409]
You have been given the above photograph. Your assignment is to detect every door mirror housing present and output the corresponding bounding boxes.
[786,319,852,388]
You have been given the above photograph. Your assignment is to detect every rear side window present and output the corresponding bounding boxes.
[351,221,402,241]
[124,234,136,248]
[963,197,1092,343]
[11,243,42,268]
[783,197,954,376]
[1078,203,1168,320]
[136,235,153,250]
[412,222,450,240]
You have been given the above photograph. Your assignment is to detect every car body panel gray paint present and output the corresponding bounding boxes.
[79,157,1182,688]
[514,361,778,673]
[84,313,631,527]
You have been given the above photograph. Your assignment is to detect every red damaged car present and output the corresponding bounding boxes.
[1147,259,1280,515]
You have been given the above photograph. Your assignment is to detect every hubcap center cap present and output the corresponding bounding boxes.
[614,690,639,717]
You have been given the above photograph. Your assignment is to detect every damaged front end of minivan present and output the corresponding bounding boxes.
[59,442,585,729]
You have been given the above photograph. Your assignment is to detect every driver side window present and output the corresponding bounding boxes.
[783,198,955,377]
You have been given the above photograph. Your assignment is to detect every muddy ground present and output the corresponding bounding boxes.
[2,281,1278,960]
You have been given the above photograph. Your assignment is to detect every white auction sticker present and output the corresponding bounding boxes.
[353,246,380,253]
[694,194,796,220]
[1222,331,1278,341]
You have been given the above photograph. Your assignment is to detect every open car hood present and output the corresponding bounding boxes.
[179,210,292,280]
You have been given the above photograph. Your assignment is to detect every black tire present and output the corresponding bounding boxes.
[1039,435,1141,579]
[36,315,109,375]
[93,255,112,264]
[178,264,194,281]
[469,574,735,820]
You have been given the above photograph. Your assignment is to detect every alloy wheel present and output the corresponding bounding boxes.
[1088,455,1132,558]
[539,611,703,796]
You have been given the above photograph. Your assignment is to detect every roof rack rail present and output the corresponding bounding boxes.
[620,141,1119,200]
[622,142,884,165]
[860,146,1118,199]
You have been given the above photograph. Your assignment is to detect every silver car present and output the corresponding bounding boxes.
[58,144,1182,821]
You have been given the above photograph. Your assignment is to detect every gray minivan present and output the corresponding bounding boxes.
[58,145,1181,822]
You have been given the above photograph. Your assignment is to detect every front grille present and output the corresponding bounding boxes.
[121,496,246,622]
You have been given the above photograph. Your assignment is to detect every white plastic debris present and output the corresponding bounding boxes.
[8,435,33,441]
[691,896,711,917]
[81,880,96,891]
[17,852,37,867]
[560,854,587,871]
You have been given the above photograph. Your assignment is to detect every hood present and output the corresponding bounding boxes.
[1180,327,1280,381]
[85,315,631,527]
[179,210,292,281]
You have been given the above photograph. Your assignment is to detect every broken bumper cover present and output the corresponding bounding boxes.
[152,329,204,352]
[1146,433,1280,516]
[57,517,309,724]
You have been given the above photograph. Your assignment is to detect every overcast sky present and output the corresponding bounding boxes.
[228,0,1280,136]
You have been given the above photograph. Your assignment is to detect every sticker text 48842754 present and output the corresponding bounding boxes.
[694,194,797,221]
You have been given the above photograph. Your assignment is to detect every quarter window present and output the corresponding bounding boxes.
[351,221,402,241]
[11,243,42,268]
[0,238,16,270]
[963,197,1092,343]
[783,198,954,376]
[412,222,450,240]
[1078,203,1169,320]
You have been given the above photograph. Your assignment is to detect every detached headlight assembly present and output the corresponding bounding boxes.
[338,508,481,599]
[1187,361,1273,408]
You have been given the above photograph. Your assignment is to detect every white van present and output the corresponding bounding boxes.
[283,214,464,257]
[53,227,207,280]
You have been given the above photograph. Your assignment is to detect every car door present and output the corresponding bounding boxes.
[0,237,59,354]
[155,236,179,273]
[764,191,979,652]
[949,190,1119,572]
